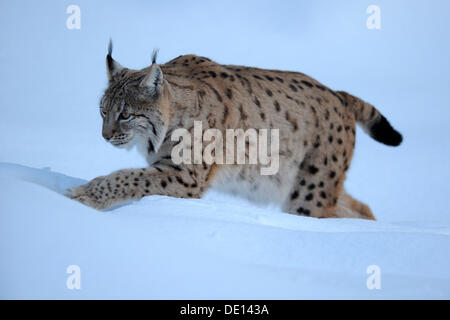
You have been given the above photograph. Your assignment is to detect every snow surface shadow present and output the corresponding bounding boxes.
[0,162,148,211]
[0,162,87,197]
[1,162,449,236]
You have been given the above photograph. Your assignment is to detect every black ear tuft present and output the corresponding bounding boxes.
[108,39,113,56]
[106,39,114,71]
[151,48,159,64]
[106,39,124,80]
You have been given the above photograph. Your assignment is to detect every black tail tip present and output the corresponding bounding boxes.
[370,115,403,147]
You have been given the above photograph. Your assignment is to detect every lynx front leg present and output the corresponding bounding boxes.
[69,164,209,210]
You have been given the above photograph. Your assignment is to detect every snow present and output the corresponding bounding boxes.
[1,0,450,299]
[1,163,450,299]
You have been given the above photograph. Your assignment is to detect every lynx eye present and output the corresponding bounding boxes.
[119,111,133,121]
[100,108,106,118]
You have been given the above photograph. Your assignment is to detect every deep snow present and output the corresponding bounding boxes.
[1,163,450,299]
[1,0,450,299]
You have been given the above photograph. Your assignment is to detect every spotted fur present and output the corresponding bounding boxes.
[70,43,402,220]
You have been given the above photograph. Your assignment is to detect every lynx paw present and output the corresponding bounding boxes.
[68,177,111,210]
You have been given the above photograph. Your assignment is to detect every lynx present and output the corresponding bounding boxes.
[70,42,402,219]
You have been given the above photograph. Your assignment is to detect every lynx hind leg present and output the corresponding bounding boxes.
[334,190,376,220]
[284,158,345,218]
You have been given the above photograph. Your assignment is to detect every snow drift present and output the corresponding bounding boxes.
[1,163,449,299]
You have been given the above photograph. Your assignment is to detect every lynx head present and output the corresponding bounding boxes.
[100,41,171,156]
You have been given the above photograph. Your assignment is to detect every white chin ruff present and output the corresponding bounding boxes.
[133,135,150,156]
[124,124,168,164]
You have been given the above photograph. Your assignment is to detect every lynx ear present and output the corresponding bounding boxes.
[106,40,124,80]
[141,64,163,97]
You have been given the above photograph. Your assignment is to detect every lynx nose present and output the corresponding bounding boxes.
[102,127,116,140]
